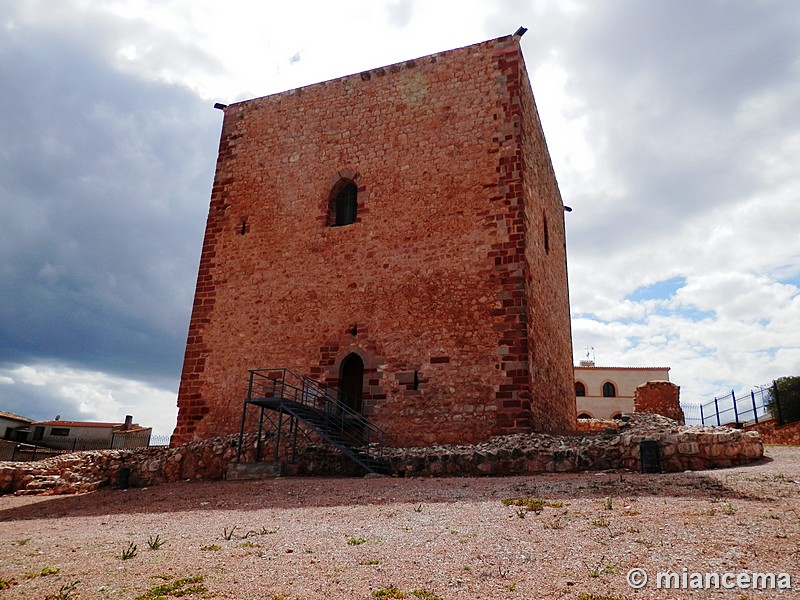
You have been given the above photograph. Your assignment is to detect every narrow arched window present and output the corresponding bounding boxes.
[543,211,550,254]
[575,382,586,397]
[333,182,358,226]
[602,382,616,398]
[577,413,592,419]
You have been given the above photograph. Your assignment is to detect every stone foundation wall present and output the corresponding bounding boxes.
[743,418,800,445]
[0,414,763,496]
[575,418,620,433]
[634,381,685,424]
[387,416,762,476]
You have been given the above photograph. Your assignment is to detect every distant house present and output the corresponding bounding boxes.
[28,415,152,450]
[575,360,671,420]
[0,411,33,441]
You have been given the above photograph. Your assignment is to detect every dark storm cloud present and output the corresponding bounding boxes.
[0,7,220,380]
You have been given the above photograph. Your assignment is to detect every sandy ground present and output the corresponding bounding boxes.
[0,446,799,600]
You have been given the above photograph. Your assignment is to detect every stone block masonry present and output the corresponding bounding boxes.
[173,33,576,447]
[0,414,763,496]
[635,380,685,424]
[744,418,800,445]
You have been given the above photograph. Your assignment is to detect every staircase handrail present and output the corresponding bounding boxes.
[247,368,390,459]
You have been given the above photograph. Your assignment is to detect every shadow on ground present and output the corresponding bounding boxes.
[1,453,787,522]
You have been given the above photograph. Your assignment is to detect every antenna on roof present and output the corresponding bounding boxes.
[514,26,528,37]
[579,346,596,368]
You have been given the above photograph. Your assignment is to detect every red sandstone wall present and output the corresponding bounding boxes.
[744,419,800,445]
[517,49,576,433]
[173,36,574,447]
[634,381,684,424]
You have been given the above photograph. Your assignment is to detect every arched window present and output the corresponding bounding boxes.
[543,211,550,254]
[602,382,617,398]
[575,381,586,397]
[611,413,623,420]
[577,413,592,419]
[332,182,358,226]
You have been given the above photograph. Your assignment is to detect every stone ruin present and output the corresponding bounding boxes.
[0,413,762,495]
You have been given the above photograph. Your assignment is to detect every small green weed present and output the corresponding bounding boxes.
[372,587,443,600]
[604,561,621,574]
[147,535,166,550]
[121,542,137,560]
[373,587,407,599]
[0,577,15,590]
[411,590,444,600]
[14,539,30,546]
[584,556,606,578]
[504,582,517,591]
[414,504,423,513]
[44,581,80,600]
[576,593,629,600]
[200,544,221,551]
[723,503,737,515]
[362,559,381,565]
[502,497,545,513]
[591,517,610,527]
[25,566,60,579]
[223,525,239,540]
[347,537,367,546]
[603,497,613,510]
[136,575,206,600]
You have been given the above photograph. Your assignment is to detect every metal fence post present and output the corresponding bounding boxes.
[714,396,721,426]
[699,403,704,426]
[751,390,759,424]
[732,389,739,425]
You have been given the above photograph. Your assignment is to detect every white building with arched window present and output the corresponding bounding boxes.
[574,360,670,420]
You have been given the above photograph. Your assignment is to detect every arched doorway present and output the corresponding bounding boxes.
[339,353,364,413]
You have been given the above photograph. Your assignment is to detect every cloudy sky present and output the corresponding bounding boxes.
[1,0,798,436]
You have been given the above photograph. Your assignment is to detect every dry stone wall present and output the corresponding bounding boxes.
[0,414,763,496]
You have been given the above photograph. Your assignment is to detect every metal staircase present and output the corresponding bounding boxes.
[235,368,391,475]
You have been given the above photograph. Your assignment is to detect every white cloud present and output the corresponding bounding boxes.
[0,363,177,437]
[1,0,799,433]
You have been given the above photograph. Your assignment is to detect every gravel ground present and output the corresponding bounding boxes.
[1,445,798,600]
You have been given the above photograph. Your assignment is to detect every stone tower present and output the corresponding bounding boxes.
[172,34,576,447]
